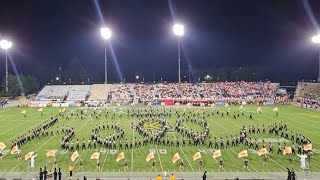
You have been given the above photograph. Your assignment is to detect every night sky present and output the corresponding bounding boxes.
[0,0,320,83]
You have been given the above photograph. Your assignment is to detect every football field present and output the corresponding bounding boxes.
[0,104,319,179]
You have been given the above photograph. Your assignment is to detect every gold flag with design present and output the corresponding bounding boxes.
[25,152,33,160]
[304,144,312,151]
[70,151,79,162]
[46,150,57,157]
[11,145,18,154]
[0,142,6,151]
[90,152,100,160]
[116,152,125,162]
[38,108,43,112]
[273,107,278,112]
[283,147,292,155]
[257,148,268,156]
[212,150,221,158]
[172,152,181,163]
[146,152,154,162]
[192,152,201,161]
[238,150,248,158]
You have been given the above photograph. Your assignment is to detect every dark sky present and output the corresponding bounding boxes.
[0,0,320,83]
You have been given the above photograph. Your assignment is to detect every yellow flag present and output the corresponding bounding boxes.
[117,102,120,107]
[146,152,154,162]
[273,107,278,112]
[90,152,100,160]
[148,102,152,106]
[25,152,33,160]
[212,150,221,158]
[46,150,57,157]
[257,107,261,112]
[239,105,244,110]
[116,152,125,162]
[62,108,66,112]
[172,152,181,163]
[283,147,292,155]
[238,150,248,158]
[38,108,43,112]
[257,148,268,156]
[68,165,74,171]
[21,110,26,114]
[131,102,135,106]
[192,152,201,161]
[70,151,79,162]
[11,145,18,154]
[304,144,312,151]
[224,103,229,108]
[210,103,215,107]
[0,142,6,151]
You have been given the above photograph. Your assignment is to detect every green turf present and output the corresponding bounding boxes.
[0,105,319,174]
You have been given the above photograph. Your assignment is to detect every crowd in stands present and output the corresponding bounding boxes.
[296,82,320,110]
[89,84,111,101]
[110,84,133,103]
[35,81,280,103]
[134,84,154,102]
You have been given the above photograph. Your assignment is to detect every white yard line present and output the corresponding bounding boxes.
[155,145,163,172]
[101,150,109,171]
[179,146,194,172]
[73,151,85,167]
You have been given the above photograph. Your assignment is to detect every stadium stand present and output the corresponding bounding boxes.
[36,85,71,101]
[295,82,320,109]
[177,83,200,99]
[109,83,133,103]
[134,84,154,101]
[66,85,91,101]
[35,82,281,103]
[89,84,112,101]
[156,83,178,98]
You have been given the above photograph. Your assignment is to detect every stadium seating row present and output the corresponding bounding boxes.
[35,82,280,102]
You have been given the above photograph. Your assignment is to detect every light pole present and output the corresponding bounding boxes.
[0,39,13,92]
[100,27,112,84]
[173,24,184,83]
[59,66,62,84]
[311,34,320,82]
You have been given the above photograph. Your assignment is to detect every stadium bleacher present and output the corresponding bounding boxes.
[66,85,91,101]
[35,81,280,103]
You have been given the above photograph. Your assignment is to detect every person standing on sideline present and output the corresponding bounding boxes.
[53,168,57,180]
[156,174,162,180]
[39,168,43,180]
[170,173,175,180]
[202,171,207,180]
[58,168,62,180]
[68,165,73,179]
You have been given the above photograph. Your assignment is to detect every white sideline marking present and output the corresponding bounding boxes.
[155,145,163,172]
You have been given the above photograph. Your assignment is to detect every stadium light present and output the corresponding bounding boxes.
[173,23,184,83]
[136,75,139,80]
[0,39,13,92]
[173,24,184,36]
[311,34,320,82]
[100,27,112,84]
[56,77,59,81]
